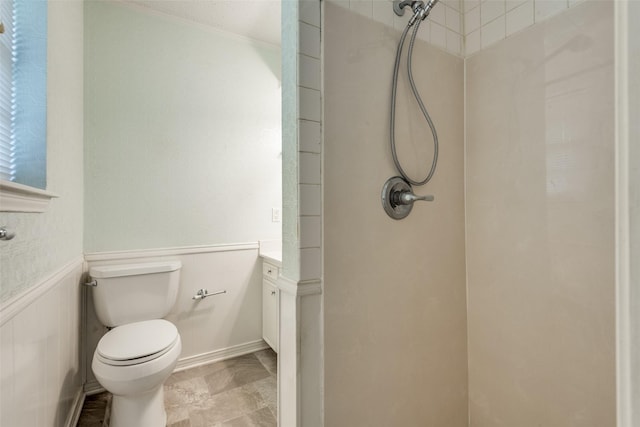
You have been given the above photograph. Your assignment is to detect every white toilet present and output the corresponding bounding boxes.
[89,261,183,427]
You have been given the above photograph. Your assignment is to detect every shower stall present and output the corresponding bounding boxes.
[280,0,636,425]
[278,0,637,425]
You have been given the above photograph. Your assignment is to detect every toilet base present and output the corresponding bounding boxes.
[110,385,167,427]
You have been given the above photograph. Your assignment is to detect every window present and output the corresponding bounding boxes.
[0,0,13,182]
[0,0,54,212]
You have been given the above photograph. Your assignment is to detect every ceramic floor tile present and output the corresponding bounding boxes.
[244,376,277,418]
[203,354,271,397]
[188,385,266,426]
[166,403,190,425]
[78,351,276,427]
[168,419,192,427]
[253,349,277,376]
[165,377,210,410]
[214,407,277,427]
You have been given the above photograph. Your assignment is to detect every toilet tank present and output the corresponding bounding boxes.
[89,261,181,327]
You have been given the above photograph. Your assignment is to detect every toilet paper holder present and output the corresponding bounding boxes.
[192,288,226,300]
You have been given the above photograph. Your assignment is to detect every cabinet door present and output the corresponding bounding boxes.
[262,279,279,353]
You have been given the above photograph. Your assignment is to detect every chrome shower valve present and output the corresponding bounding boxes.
[382,176,434,220]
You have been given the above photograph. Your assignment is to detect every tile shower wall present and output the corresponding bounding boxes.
[465,1,615,425]
[297,1,323,282]
[464,0,589,55]
[333,0,464,56]
[324,2,468,425]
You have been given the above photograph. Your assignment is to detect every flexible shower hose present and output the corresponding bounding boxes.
[390,17,439,186]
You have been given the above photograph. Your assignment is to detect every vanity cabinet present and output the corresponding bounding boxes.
[262,261,279,353]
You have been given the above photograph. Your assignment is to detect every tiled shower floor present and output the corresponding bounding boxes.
[77,349,277,427]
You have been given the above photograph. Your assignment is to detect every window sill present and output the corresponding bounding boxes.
[0,180,58,213]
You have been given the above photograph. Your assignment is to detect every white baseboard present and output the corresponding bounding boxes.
[64,387,85,427]
[84,340,270,395]
[175,340,269,372]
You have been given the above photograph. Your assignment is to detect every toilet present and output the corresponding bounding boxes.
[89,261,183,427]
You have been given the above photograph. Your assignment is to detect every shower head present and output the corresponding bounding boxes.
[393,0,440,24]
[422,0,439,16]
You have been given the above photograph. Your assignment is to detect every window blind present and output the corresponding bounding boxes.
[0,0,14,182]
[0,0,47,188]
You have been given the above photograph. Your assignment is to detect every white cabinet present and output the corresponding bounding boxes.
[262,261,279,353]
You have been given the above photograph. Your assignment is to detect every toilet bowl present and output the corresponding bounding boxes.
[88,262,183,427]
[93,319,181,427]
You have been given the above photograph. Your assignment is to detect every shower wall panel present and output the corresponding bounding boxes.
[324,2,467,425]
[465,2,616,426]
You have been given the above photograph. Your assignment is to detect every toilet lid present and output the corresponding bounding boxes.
[97,319,178,366]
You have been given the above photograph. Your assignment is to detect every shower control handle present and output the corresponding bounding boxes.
[397,191,434,205]
[382,177,434,220]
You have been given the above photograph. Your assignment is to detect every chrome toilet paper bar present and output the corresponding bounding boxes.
[192,288,226,300]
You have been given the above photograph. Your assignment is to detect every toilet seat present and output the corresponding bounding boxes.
[96,319,179,367]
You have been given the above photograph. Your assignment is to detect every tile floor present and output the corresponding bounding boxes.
[77,349,277,427]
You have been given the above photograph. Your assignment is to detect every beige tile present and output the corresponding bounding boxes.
[350,0,373,18]
[372,0,394,28]
[481,0,505,25]
[203,355,271,396]
[298,54,321,90]
[535,0,568,22]
[506,0,533,36]
[168,419,192,427]
[79,352,276,427]
[445,5,461,32]
[167,411,190,425]
[166,357,248,386]
[429,2,446,26]
[465,1,615,426]
[324,3,468,425]
[165,377,211,410]
[447,29,462,56]
[430,22,447,49]
[188,386,265,426]
[300,215,322,249]
[299,0,321,27]
[480,15,505,48]
[254,349,278,376]
[299,87,321,121]
[298,120,321,154]
[465,28,481,55]
[465,5,481,34]
[299,22,321,58]
[464,0,480,13]
[300,184,321,215]
[214,407,276,427]
[244,377,278,419]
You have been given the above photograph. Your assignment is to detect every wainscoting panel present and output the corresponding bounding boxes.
[0,257,84,427]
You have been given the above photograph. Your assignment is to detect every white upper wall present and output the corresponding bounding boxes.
[84,1,282,252]
[127,0,281,46]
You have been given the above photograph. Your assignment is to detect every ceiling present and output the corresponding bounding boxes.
[126,0,281,46]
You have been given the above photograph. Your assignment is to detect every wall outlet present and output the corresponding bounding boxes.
[272,208,281,223]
